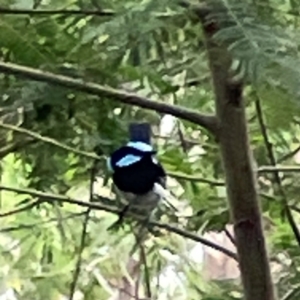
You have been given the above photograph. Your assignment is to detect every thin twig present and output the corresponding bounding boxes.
[258,166,300,173]
[0,184,120,213]
[224,227,236,246]
[0,7,114,16]
[0,212,86,233]
[281,284,300,300]
[0,184,237,260]
[0,137,35,158]
[0,122,101,160]
[168,171,224,186]
[0,199,42,217]
[140,245,151,299]
[178,124,189,154]
[0,61,218,135]
[152,221,237,260]
[290,205,300,215]
[169,166,300,185]
[278,145,300,163]
[69,161,98,300]
[255,96,300,246]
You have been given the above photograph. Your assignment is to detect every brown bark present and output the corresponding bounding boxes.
[198,10,277,300]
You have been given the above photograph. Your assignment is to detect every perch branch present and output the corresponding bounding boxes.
[0,184,237,260]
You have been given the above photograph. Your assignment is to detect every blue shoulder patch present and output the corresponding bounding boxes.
[115,154,142,167]
[108,141,155,171]
[127,141,154,152]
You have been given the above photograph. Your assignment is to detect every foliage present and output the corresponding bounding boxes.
[0,0,300,299]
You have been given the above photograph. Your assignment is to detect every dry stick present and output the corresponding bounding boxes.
[255,97,300,245]
[0,61,218,135]
[0,184,237,260]
[193,5,277,300]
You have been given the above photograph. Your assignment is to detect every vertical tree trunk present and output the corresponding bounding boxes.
[198,9,277,300]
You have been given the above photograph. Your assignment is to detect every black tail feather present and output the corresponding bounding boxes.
[129,122,151,144]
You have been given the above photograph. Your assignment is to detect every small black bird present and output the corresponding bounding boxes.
[107,122,167,221]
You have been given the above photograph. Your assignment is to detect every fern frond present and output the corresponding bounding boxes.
[208,0,300,101]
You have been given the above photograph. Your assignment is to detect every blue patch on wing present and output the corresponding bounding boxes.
[116,154,142,167]
[127,141,153,152]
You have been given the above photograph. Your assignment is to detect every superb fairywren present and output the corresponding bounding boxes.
[107,122,167,222]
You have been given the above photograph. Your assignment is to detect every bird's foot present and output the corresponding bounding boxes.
[107,219,124,231]
[107,205,130,231]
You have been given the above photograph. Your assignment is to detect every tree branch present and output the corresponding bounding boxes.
[168,171,224,186]
[255,96,300,246]
[0,61,218,135]
[278,145,300,163]
[0,199,42,217]
[0,122,101,160]
[169,166,300,185]
[0,137,35,158]
[195,4,276,300]
[69,161,97,300]
[0,7,114,16]
[258,166,300,173]
[0,184,237,260]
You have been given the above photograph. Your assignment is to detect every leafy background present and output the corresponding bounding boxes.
[0,0,300,299]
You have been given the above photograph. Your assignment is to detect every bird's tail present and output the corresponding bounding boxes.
[129,184,178,256]
[129,122,151,144]
[153,183,178,211]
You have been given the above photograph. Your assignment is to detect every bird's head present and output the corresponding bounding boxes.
[107,141,156,172]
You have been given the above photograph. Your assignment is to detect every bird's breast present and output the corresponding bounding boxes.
[121,190,161,209]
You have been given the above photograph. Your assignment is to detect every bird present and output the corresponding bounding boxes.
[107,122,168,225]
